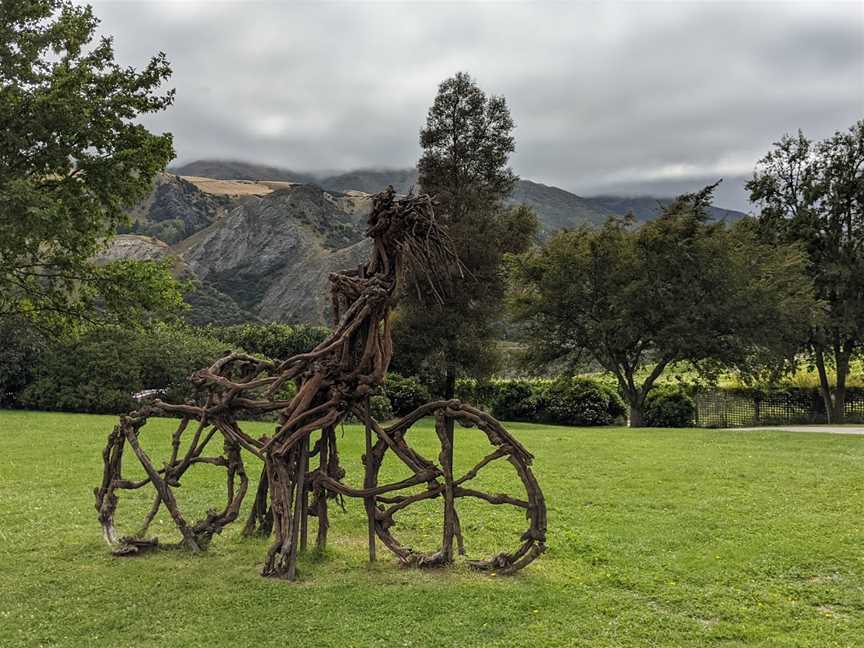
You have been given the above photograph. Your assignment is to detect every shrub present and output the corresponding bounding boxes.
[454,378,490,409]
[346,393,394,423]
[0,318,43,407]
[369,394,394,421]
[384,374,431,417]
[540,377,626,426]
[642,387,695,427]
[455,376,626,425]
[19,323,227,414]
[206,322,330,361]
[490,380,542,422]
[141,218,186,244]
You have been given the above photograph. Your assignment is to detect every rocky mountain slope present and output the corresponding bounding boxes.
[311,166,622,232]
[319,168,419,195]
[122,174,227,243]
[507,179,616,230]
[170,159,316,185]
[110,174,371,324]
[112,161,748,325]
[182,183,369,323]
[171,160,747,230]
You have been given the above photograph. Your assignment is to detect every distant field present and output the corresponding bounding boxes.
[0,410,862,647]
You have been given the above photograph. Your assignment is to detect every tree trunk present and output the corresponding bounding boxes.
[833,346,850,424]
[815,343,852,424]
[629,404,645,428]
[814,346,835,423]
[443,368,456,452]
[444,368,456,400]
[617,358,670,429]
[622,388,645,427]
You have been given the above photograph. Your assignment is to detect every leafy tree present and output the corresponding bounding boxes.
[747,121,864,422]
[0,316,43,406]
[509,185,814,426]
[183,282,253,326]
[0,0,182,331]
[393,72,537,397]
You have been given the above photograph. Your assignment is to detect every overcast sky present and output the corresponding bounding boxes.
[88,0,863,211]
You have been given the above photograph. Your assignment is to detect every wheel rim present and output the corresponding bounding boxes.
[95,411,249,554]
[368,401,546,574]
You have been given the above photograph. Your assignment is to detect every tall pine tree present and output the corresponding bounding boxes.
[392,72,536,397]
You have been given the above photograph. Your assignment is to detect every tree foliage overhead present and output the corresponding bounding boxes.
[393,72,537,395]
[747,120,864,422]
[0,0,182,330]
[508,184,815,426]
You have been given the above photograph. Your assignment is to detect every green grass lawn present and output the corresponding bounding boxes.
[0,410,862,647]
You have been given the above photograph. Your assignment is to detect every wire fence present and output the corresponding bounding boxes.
[694,389,864,428]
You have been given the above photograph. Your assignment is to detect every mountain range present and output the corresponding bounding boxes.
[171,160,748,232]
[104,160,748,325]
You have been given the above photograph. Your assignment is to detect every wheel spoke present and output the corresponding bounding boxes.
[453,446,511,487]
[380,484,443,518]
[453,486,530,508]
[436,411,457,563]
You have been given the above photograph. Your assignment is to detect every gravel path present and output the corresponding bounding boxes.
[724,425,864,435]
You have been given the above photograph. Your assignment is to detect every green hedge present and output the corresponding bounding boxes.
[489,380,540,421]
[19,324,229,414]
[643,387,695,427]
[205,322,330,361]
[0,318,43,407]
[384,373,431,417]
[12,315,848,429]
[541,377,627,426]
[455,376,626,426]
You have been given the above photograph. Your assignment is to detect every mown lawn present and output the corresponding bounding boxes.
[0,410,862,647]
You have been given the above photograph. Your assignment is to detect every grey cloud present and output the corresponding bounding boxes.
[88,1,863,210]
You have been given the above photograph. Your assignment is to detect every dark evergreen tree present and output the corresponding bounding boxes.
[393,72,536,397]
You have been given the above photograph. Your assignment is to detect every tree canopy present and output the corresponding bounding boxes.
[0,0,182,331]
[747,120,864,422]
[393,72,537,395]
[508,185,815,426]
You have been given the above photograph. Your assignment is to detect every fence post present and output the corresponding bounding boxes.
[694,394,700,427]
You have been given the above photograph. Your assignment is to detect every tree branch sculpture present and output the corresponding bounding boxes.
[95,188,547,580]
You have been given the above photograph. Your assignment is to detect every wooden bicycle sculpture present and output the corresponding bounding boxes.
[95,188,547,580]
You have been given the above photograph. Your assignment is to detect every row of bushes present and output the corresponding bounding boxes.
[0,321,329,415]
[1,319,696,426]
[454,377,626,425]
[9,324,224,414]
[0,321,438,421]
[453,378,694,427]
